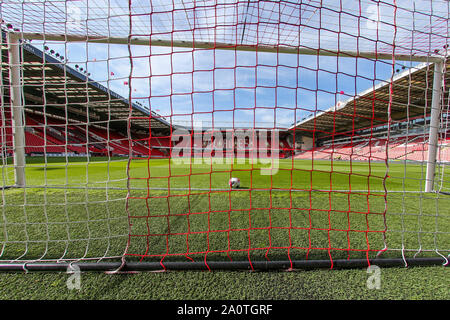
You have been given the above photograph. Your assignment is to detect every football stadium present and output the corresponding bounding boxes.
[0,0,449,301]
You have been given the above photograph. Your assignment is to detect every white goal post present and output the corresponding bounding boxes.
[7,32,25,187]
[0,0,448,271]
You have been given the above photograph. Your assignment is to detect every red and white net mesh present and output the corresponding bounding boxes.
[0,0,448,268]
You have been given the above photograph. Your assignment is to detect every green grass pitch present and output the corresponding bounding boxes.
[0,157,449,300]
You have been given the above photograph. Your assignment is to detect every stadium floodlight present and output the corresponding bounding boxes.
[0,0,449,272]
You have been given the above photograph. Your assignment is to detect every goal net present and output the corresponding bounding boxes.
[0,0,448,270]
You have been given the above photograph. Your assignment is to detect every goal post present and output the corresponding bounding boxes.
[14,32,446,64]
[7,32,25,188]
[426,60,445,193]
[0,0,449,271]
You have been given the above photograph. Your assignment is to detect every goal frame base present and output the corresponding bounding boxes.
[0,258,447,272]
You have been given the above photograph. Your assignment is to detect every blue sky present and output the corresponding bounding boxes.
[36,40,414,129]
[19,0,445,128]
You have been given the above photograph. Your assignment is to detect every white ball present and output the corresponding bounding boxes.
[229,177,240,189]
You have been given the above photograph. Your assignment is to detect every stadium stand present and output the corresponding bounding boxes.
[291,58,450,163]
[0,31,171,158]
[294,133,450,162]
[1,31,448,163]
